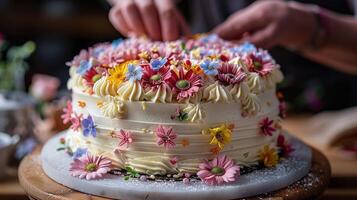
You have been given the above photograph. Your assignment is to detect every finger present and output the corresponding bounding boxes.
[213,8,268,40]
[175,10,191,37]
[135,0,162,40]
[121,0,146,36]
[109,5,131,36]
[155,0,179,41]
[247,25,277,49]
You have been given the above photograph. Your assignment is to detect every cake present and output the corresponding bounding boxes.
[61,34,292,185]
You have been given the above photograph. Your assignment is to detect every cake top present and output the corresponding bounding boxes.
[66,34,282,107]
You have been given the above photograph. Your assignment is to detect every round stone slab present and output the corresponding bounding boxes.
[41,132,311,200]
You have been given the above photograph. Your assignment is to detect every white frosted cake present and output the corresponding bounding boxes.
[61,35,293,185]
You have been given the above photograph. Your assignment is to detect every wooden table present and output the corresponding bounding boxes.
[18,145,330,200]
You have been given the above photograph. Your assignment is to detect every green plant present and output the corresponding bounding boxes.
[0,39,36,91]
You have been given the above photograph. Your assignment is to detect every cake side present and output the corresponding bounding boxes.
[66,86,280,175]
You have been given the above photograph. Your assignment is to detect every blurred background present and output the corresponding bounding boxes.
[0,0,356,200]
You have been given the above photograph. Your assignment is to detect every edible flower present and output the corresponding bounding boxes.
[197,155,240,185]
[199,59,220,75]
[259,117,276,136]
[116,129,133,149]
[258,145,279,168]
[69,154,112,180]
[107,62,128,87]
[217,63,247,86]
[70,113,82,131]
[76,58,97,76]
[150,57,167,71]
[81,115,97,137]
[155,125,177,149]
[141,64,171,89]
[61,100,73,124]
[72,148,87,159]
[208,124,232,149]
[277,134,294,157]
[168,68,202,100]
[245,52,274,76]
[126,63,143,82]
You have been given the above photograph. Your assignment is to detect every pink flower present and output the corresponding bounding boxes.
[70,113,82,131]
[30,74,60,101]
[168,68,202,100]
[141,64,171,89]
[245,53,274,76]
[217,63,247,86]
[155,125,177,149]
[69,154,112,180]
[66,49,90,67]
[61,101,73,124]
[279,101,287,118]
[277,134,294,157]
[259,117,276,136]
[116,129,133,149]
[197,155,240,185]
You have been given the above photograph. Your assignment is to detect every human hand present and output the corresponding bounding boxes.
[109,0,190,41]
[214,0,317,49]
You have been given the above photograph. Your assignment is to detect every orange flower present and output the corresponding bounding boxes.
[210,146,220,155]
[78,101,86,108]
[96,101,103,108]
[181,138,190,147]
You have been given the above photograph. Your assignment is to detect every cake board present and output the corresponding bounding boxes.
[18,131,325,200]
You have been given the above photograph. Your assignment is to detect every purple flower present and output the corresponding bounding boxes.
[81,115,96,137]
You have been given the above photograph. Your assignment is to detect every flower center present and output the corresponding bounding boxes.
[176,80,190,90]
[211,166,225,175]
[253,61,262,70]
[150,74,162,82]
[85,163,97,172]
[215,131,224,142]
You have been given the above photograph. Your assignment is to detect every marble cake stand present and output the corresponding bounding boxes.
[26,132,316,200]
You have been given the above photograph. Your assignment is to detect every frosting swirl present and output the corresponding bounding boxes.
[264,68,284,89]
[229,82,250,101]
[93,76,118,97]
[67,66,85,90]
[241,93,261,115]
[117,80,144,101]
[182,103,205,123]
[144,84,173,103]
[203,81,232,103]
[101,96,125,118]
[247,72,264,94]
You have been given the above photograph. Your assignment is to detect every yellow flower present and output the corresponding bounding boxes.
[107,60,136,87]
[258,145,279,168]
[208,124,232,149]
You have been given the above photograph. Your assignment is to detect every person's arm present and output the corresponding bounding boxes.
[214,0,357,75]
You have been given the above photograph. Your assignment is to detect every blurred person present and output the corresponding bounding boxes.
[108,0,357,112]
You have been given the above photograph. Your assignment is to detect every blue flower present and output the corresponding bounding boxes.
[92,47,105,57]
[200,59,220,75]
[76,58,94,75]
[126,64,143,82]
[200,34,219,43]
[72,148,87,159]
[230,42,257,55]
[81,115,96,137]
[150,57,167,71]
[111,38,123,49]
